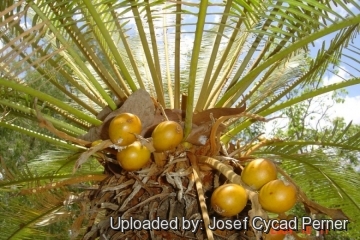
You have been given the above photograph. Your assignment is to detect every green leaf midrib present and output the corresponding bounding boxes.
[216,15,360,107]
[0,78,102,126]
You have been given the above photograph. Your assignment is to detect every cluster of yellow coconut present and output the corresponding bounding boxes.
[108,113,183,171]
[211,159,297,217]
[109,113,297,219]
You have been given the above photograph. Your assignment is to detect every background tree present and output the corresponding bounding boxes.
[1,0,360,239]
[264,78,359,239]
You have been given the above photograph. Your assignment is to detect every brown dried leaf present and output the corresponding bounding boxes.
[300,193,350,220]
[186,121,227,146]
[70,201,87,239]
[103,89,155,126]
[73,139,113,174]
[82,89,156,142]
[186,121,211,145]
[192,106,246,125]
[165,109,183,121]
[209,118,228,155]
[95,105,115,121]
[187,107,245,147]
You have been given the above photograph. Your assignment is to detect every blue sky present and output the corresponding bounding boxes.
[306,2,360,124]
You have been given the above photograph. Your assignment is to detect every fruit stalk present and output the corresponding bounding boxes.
[188,153,214,240]
[198,156,245,187]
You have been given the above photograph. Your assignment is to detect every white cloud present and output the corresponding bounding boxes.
[328,95,360,124]
[264,93,360,138]
[264,65,360,138]
[318,67,360,124]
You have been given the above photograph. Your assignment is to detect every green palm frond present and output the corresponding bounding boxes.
[28,149,103,175]
[0,156,104,193]
[0,121,82,150]
[0,193,66,240]
[237,112,360,234]
[256,152,360,229]
[0,79,101,126]
[0,159,80,240]
[223,23,359,142]
[0,99,86,136]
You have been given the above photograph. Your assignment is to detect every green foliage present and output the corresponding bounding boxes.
[258,77,360,237]
[0,119,52,165]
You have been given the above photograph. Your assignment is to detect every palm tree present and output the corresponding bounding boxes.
[1,0,360,239]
